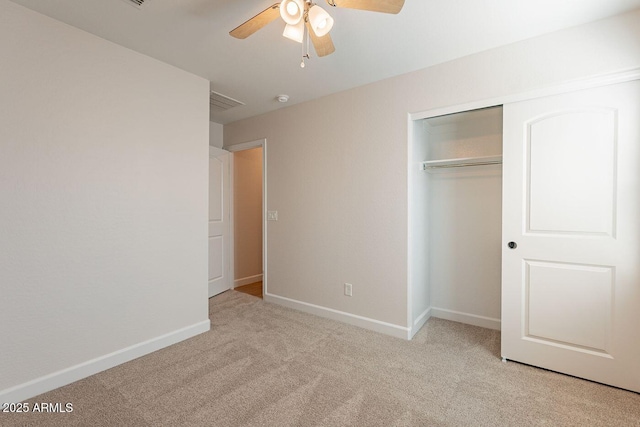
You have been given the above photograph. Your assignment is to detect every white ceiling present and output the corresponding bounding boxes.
[10,0,640,124]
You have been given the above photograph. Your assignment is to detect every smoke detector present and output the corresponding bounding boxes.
[277,95,289,103]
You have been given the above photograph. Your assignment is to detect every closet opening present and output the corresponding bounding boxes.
[409,105,503,338]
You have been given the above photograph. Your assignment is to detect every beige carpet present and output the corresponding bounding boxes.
[2,290,639,426]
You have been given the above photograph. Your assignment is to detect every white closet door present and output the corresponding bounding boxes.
[502,80,640,392]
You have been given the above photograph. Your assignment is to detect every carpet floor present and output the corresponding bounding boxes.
[2,290,639,426]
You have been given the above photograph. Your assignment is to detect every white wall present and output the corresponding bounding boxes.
[0,1,210,402]
[210,121,224,148]
[233,147,263,286]
[224,9,640,336]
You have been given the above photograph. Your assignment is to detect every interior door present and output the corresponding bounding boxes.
[208,147,230,297]
[502,79,640,392]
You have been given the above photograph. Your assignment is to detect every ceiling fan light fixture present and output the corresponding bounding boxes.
[308,5,334,37]
[283,19,304,43]
[279,0,304,25]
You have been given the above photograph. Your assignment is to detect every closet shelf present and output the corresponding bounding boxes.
[420,155,502,171]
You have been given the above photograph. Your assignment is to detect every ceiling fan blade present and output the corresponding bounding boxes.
[230,3,281,39]
[306,22,336,57]
[325,0,404,14]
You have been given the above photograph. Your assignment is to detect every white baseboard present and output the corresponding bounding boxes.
[0,320,210,404]
[264,293,410,340]
[409,307,432,339]
[430,307,501,331]
[234,274,263,288]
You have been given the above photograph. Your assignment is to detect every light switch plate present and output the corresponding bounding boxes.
[344,283,352,297]
[267,210,278,221]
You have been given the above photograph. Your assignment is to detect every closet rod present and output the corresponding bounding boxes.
[420,155,503,170]
[424,160,502,170]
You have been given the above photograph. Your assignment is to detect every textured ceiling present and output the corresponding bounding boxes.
[10,0,640,123]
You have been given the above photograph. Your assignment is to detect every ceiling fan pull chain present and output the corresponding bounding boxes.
[301,25,309,68]
[306,22,311,57]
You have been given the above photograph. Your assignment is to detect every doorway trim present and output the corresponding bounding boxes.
[225,138,267,296]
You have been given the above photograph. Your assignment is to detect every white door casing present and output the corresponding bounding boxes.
[208,146,230,297]
[501,80,640,392]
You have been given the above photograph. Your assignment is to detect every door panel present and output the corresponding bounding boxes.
[502,80,640,392]
[525,260,613,353]
[208,147,230,297]
[527,109,616,236]
[208,236,223,283]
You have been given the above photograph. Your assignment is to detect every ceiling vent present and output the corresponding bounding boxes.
[121,0,146,9]
[210,91,245,112]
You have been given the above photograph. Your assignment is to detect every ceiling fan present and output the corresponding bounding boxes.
[230,0,405,66]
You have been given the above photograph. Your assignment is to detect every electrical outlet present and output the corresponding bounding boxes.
[344,283,352,297]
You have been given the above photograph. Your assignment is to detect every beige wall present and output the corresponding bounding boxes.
[0,0,209,401]
[233,147,263,285]
[210,121,223,148]
[224,9,640,330]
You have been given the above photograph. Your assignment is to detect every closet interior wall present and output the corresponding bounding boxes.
[410,106,504,335]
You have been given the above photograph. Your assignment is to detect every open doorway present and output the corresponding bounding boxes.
[228,140,266,299]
